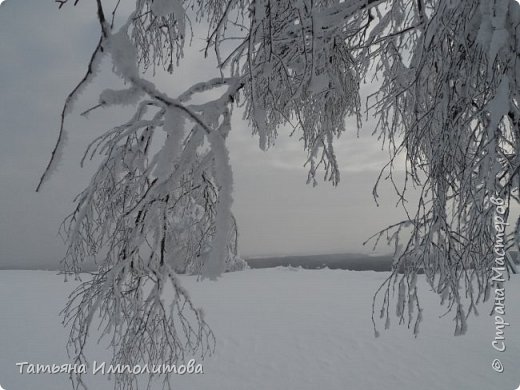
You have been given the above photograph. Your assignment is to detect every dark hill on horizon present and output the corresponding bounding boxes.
[245,253,394,272]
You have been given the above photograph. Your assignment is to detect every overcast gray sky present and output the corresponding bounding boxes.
[0,0,414,269]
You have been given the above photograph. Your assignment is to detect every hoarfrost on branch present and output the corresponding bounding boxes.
[36,0,520,388]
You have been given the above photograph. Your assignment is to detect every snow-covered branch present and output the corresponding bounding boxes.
[37,1,520,387]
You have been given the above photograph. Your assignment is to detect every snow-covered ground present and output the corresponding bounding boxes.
[0,268,519,390]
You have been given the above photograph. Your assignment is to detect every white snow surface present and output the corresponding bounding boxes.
[0,268,519,390]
